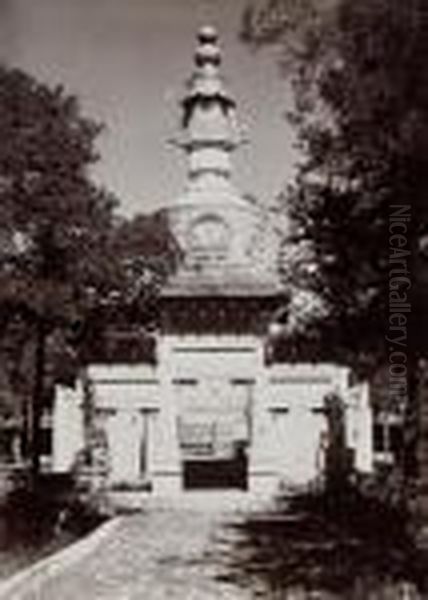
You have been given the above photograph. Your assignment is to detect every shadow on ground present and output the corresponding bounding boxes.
[217,489,427,598]
[0,479,106,580]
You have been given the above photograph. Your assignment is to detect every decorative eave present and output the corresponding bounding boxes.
[160,259,284,298]
[158,292,288,337]
[181,89,236,109]
[160,279,285,299]
[177,138,238,153]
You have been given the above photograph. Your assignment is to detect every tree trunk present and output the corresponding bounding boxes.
[29,318,46,482]
[413,359,428,546]
[403,353,419,484]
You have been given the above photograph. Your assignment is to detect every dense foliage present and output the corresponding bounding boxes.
[242,0,427,374]
[0,66,179,473]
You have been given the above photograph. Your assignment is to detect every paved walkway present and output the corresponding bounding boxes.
[4,491,423,599]
[9,494,272,600]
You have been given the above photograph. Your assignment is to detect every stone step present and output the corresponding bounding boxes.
[107,489,277,514]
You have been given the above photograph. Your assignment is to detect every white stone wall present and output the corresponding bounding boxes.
[52,349,373,494]
[249,364,348,491]
[87,364,161,486]
[158,334,264,380]
[52,382,85,473]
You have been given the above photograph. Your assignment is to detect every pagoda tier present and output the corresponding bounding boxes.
[159,294,287,337]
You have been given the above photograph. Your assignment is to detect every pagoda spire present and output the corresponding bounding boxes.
[165,27,283,292]
[179,26,241,190]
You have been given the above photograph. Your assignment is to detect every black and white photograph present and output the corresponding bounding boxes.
[0,0,426,597]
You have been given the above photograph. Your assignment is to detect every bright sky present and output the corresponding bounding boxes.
[0,0,298,216]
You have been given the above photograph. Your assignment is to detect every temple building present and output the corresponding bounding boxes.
[52,27,373,496]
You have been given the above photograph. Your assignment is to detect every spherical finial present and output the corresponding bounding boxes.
[198,25,218,45]
[195,43,221,67]
[195,26,221,68]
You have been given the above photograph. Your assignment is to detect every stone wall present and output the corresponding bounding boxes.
[51,344,373,496]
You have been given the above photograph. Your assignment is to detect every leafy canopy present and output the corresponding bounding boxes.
[243,0,427,370]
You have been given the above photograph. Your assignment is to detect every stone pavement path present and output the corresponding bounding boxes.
[10,498,270,600]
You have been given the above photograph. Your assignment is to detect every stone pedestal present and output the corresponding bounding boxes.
[248,469,280,497]
[151,470,182,496]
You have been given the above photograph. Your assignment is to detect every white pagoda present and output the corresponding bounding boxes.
[51,27,373,497]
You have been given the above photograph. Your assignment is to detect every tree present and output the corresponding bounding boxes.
[111,210,181,307]
[242,0,428,483]
[0,65,119,478]
[81,209,181,365]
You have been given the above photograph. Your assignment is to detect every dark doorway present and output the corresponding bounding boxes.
[183,452,247,490]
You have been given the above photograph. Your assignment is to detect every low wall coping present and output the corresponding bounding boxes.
[0,516,122,599]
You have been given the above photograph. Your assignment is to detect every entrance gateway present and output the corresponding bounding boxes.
[52,27,374,496]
